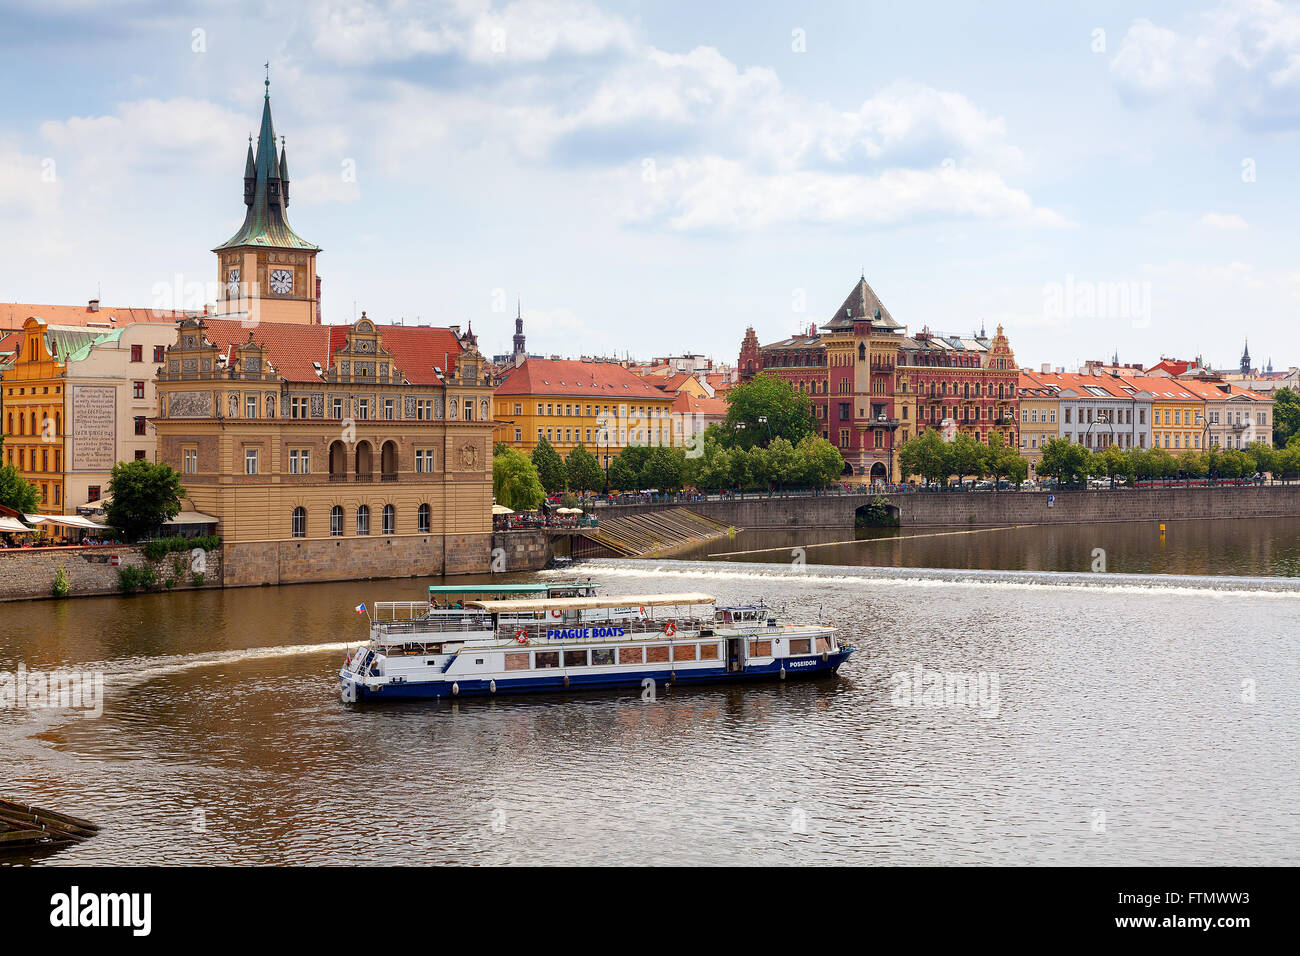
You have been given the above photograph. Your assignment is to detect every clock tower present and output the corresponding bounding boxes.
[214,78,321,325]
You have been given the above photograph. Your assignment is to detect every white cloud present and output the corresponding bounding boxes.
[1200,212,1249,229]
[623,156,1066,233]
[310,0,635,66]
[1111,0,1300,128]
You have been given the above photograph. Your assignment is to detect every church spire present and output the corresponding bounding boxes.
[214,77,318,253]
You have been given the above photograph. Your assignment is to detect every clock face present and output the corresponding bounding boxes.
[226,269,240,295]
[269,269,293,295]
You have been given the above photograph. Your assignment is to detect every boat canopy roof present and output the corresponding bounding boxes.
[469,592,716,613]
[428,584,552,595]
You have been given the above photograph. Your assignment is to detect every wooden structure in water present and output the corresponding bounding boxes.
[0,798,99,853]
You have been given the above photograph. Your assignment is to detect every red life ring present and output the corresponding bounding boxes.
[515,629,529,644]
[639,606,648,617]
[551,609,563,619]
[663,622,677,637]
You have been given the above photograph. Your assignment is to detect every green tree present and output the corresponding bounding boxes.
[1244,441,1276,477]
[606,453,640,492]
[898,430,951,485]
[529,436,568,494]
[694,445,733,491]
[948,433,984,485]
[1038,436,1090,485]
[796,435,846,488]
[983,432,1027,486]
[1272,387,1300,448]
[104,460,185,541]
[756,437,800,491]
[0,462,39,515]
[1176,449,1206,479]
[720,373,814,449]
[641,445,686,491]
[1096,445,1135,486]
[565,443,604,494]
[493,447,544,511]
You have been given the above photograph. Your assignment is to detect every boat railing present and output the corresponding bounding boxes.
[373,615,495,637]
[372,601,434,621]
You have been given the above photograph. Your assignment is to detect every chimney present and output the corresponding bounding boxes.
[88,299,100,312]
[1041,363,1051,373]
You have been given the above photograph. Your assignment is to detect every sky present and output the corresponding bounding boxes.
[1,0,1298,371]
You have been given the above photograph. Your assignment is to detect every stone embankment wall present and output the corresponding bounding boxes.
[0,545,223,602]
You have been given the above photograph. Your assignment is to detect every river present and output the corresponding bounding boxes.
[2,520,1298,865]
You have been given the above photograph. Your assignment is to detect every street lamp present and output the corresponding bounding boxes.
[757,415,770,441]
[596,418,610,493]
[1084,412,1117,487]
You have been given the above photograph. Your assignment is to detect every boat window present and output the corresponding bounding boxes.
[619,647,643,665]
[699,643,719,660]
[749,640,772,657]
[592,648,615,665]
[504,653,529,671]
[815,636,831,653]
[645,645,670,663]
[789,639,811,655]
[672,645,697,661]
[534,652,560,669]
[564,650,588,667]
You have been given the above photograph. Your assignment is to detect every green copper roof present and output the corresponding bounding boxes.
[61,328,123,364]
[214,83,319,253]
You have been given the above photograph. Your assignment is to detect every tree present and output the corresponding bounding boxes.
[983,431,1027,486]
[1096,445,1135,486]
[565,444,604,494]
[493,448,544,511]
[1038,436,1090,485]
[1273,387,1300,448]
[948,433,984,484]
[1244,441,1276,477]
[104,460,185,541]
[796,435,845,488]
[1176,449,1206,479]
[898,430,951,485]
[529,436,567,494]
[606,453,640,492]
[641,445,686,491]
[0,462,39,514]
[719,373,814,449]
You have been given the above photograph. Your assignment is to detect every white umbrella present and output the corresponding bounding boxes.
[491,504,515,515]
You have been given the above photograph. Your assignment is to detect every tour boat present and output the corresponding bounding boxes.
[338,586,852,701]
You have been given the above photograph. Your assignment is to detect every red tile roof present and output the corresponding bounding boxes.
[0,303,192,331]
[495,358,675,401]
[199,319,465,384]
[672,392,728,416]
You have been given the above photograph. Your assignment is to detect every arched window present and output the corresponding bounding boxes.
[330,506,343,537]
[417,503,431,534]
[380,440,398,480]
[355,441,373,478]
[329,441,347,479]
[291,507,306,538]
[382,504,395,535]
[356,505,370,535]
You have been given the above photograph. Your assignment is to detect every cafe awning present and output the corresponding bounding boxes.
[24,514,111,530]
[0,516,30,533]
[491,504,515,515]
[162,511,219,525]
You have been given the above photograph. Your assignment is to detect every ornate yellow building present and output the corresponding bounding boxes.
[1,318,102,511]
[153,314,494,585]
[493,358,676,469]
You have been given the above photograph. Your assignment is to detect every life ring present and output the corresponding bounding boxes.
[515,629,529,644]
[551,609,563,619]
[639,606,648,617]
[663,622,677,637]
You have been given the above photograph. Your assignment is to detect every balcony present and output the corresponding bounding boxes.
[381,473,398,482]
[354,474,374,483]
[328,474,347,482]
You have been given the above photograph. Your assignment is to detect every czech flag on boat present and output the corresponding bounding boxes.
[355,603,367,615]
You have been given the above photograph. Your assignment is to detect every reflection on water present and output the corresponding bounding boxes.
[1,556,1297,866]
[687,516,1300,578]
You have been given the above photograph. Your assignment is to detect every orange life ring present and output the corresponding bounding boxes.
[515,629,529,644]
[663,622,677,637]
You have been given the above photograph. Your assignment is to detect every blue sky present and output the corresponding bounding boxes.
[2,0,1298,371]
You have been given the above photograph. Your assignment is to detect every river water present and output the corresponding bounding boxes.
[2,521,1298,866]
